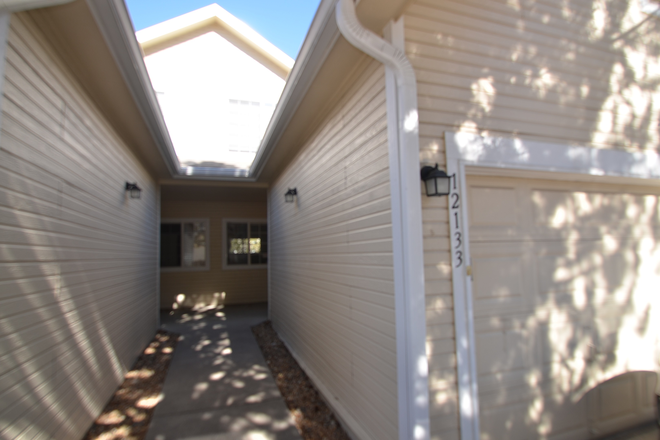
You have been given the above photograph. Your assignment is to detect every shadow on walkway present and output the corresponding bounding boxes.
[146,303,302,440]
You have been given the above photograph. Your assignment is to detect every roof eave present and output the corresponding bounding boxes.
[248,0,339,181]
[248,0,411,183]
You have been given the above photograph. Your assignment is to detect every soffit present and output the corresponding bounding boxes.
[26,0,173,179]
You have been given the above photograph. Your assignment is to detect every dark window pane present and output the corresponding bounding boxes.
[227,222,267,266]
[228,253,248,265]
[160,223,181,267]
[227,222,249,265]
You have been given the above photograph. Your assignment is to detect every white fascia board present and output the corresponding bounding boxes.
[249,0,340,179]
[136,4,293,70]
[446,131,660,180]
[0,0,71,12]
[85,0,180,176]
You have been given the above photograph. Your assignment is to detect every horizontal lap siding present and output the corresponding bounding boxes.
[0,15,158,440]
[405,1,660,439]
[160,200,267,307]
[269,60,397,440]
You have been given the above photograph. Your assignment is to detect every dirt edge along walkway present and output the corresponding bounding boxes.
[83,330,180,440]
[252,321,351,440]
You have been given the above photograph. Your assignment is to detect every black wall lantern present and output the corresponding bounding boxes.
[284,188,297,203]
[420,164,451,197]
[125,182,142,199]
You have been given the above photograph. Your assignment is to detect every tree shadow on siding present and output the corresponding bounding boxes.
[412,1,660,437]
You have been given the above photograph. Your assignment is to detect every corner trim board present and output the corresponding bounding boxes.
[445,130,660,440]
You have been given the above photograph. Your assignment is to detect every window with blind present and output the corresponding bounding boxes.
[160,219,209,271]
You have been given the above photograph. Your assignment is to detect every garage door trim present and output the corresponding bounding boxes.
[444,131,660,440]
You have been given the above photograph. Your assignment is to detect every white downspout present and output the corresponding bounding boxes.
[335,1,431,440]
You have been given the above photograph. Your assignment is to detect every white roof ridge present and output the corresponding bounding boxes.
[135,3,294,69]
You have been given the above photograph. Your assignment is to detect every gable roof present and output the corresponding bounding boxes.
[136,4,293,80]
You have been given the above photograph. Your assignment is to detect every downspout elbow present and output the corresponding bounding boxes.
[335,0,417,92]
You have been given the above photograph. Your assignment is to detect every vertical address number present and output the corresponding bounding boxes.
[449,173,463,268]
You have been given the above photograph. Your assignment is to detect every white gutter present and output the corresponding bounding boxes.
[335,1,430,439]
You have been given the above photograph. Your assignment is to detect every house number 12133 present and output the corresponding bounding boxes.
[449,174,463,268]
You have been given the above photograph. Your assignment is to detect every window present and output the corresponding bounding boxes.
[223,219,267,269]
[160,219,209,271]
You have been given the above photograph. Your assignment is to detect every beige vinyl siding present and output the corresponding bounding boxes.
[269,59,397,440]
[0,14,158,440]
[160,200,267,308]
[404,1,660,439]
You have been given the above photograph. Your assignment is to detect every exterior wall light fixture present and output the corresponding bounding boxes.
[284,188,297,203]
[125,182,142,199]
[420,164,451,197]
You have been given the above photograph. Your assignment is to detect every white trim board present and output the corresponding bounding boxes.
[446,131,660,180]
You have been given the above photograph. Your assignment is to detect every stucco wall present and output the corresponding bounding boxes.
[160,199,267,308]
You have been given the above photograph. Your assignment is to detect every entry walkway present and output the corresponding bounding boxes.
[146,304,302,440]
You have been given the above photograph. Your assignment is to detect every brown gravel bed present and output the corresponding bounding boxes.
[252,321,351,440]
[82,330,179,440]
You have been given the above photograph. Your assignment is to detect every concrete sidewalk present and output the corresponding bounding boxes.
[145,304,302,440]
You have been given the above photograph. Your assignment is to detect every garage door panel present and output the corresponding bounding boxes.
[469,184,525,241]
[472,242,532,317]
[538,323,594,368]
[467,175,659,439]
[531,189,660,235]
[476,329,531,375]
[469,186,519,227]
[473,255,523,299]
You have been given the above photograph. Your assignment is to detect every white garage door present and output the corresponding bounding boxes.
[467,175,659,440]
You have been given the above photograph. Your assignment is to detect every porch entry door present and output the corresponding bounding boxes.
[465,174,658,440]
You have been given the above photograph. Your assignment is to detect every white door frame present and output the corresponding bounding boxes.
[444,131,660,440]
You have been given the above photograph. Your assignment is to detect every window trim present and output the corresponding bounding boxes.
[160,218,211,272]
[222,218,268,270]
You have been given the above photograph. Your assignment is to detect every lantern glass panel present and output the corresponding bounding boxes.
[436,175,450,196]
[426,178,437,196]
